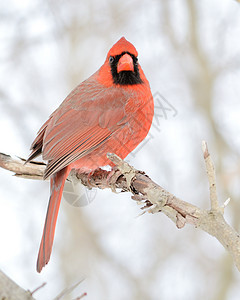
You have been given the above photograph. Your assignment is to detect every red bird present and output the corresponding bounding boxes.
[27,37,154,272]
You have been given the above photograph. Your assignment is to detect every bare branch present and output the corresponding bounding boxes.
[0,145,240,271]
[202,141,218,211]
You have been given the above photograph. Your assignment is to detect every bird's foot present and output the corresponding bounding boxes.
[106,166,122,193]
[86,168,102,187]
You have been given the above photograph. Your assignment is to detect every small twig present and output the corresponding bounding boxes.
[53,279,84,300]
[202,141,219,211]
[30,282,47,296]
[73,292,87,300]
[222,198,231,209]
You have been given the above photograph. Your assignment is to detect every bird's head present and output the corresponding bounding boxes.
[98,37,145,87]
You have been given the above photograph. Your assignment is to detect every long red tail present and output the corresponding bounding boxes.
[37,167,70,273]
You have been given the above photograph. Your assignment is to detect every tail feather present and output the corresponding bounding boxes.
[25,145,42,164]
[36,167,70,273]
[25,118,51,164]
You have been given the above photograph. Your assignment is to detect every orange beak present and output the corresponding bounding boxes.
[117,53,134,73]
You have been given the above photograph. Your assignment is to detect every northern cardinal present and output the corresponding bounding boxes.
[27,37,154,272]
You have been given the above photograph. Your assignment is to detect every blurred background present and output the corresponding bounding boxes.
[1,0,240,299]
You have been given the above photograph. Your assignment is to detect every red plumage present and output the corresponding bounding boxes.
[27,37,154,272]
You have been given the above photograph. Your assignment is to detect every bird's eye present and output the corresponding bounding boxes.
[109,56,114,64]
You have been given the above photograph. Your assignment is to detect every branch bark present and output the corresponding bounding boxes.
[0,269,35,300]
[0,141,240,271]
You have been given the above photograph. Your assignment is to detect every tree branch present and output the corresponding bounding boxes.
[202,140,219,211]
[0,141,240,271]
[0,269,35,300]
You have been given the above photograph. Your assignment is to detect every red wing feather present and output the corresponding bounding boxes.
[41,80,128,179]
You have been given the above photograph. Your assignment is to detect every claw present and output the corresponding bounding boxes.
[106,167,122,193]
